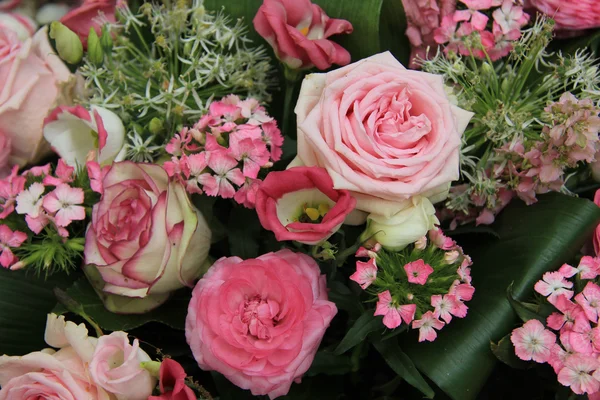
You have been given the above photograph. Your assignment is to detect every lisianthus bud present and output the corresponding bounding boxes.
[87,27,103,65]
[149,117,164,135]
[100,24,112,53]
[49,21,83,64]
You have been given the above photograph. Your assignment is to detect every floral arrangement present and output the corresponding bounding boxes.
[0,0,599,399]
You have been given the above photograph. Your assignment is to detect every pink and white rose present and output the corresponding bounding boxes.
[0,314,114,400]
[253,0,353,70]
[0,26,74,167]
[89,331,156,400]
[255,166,356,245]
[186,249,337,399]
[294,51,473,218]
[84,162,212,314]
[44,105,127,167]
[0,12,36,40]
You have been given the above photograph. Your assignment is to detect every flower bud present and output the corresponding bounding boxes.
[49,21,83,64]
[87,27,104,66]
[414,236,427,250]
[148,117,164,135]
[100,24,113,53]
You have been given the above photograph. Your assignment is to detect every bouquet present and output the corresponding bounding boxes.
[0,0,599,399]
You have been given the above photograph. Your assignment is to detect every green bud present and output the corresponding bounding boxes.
[148,118,164,135]
[481,62,494,77]
[87,27,104,65]
[140,361,162,378]
[49,21,83,64]
[183,41,193,56]
[100,25,113,53]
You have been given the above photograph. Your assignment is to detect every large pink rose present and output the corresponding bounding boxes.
[84,161,212,314]
[294,51,473,218]
[253,0,353,70]
[185,249,337,399]
[60,0,120,46]
[528,0,600,31]
[255,166,356,244]
[0,314,114,400]
[0,26,73,166]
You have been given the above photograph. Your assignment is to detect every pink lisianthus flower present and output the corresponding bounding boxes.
[350,258,378,289]
[374,290,417,329]
[253,0,353,70]
[255,166,356,245]
[60,0,122,47]
[511,319,556,363]
[148,359,196,400]
[534,271,575,305]
[528,0,600,32]
[0,224,26,268]
[412,310,445,342]
[404,259,434,285]
[185,250,337,399]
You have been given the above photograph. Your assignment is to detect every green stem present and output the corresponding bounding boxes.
[282,66,303,139]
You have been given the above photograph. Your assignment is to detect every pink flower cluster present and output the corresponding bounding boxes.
[434,0,529,61]
[350,228,474,342]
[165,95,283,209]
[511,256,600,396]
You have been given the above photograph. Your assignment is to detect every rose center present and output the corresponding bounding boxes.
[239,295,281,340]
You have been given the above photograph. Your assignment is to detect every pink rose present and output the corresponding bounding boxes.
[0,314,113,400]
[186,249,337,399]
[89,331,156,400]
[528,0,600,31]
[0,12,37,41]
[0,26,73,167]
[255,166,356,244]
[0,0,21,11]
[148,359,196,400]
[84,161,212,314]
[294,51,473,218]
[253,0,353,70]
[595,189,600,256]
[60,0,121,46]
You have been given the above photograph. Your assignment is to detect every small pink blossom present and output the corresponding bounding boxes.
[444,250,460,264]
[449,280,475,301]
[412,311,445,342]
[404,259,434,285]
[0,224,26,268]
[534,271,574,305]
[42,159,74,186]
[575,282,600,323]
[429,228,455,250]
[0,165,25,219]
[42,184,85,227]
[568,317,600,355]
[560,257,600,280]
[374,290,416,329]
[350,258,378,290]
[262,121,283,161]
[228,134,270,179]
[86,160,110,195]
[431,294,464,323]
[15,182,45,218]
[197,151,245,199]
[546,295,584,331]
[414,236,427,250]
[511,319,556,363]
[233,178,261,209]
[557,354,600,395]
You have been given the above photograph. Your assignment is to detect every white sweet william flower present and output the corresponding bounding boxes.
[43,105,127,168]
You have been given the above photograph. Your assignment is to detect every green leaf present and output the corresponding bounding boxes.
[334,312,382,355]
[490,334,529,370]
[0,269,79,355]
[403,193,600,400]
[307,351,353,376]
[327,281,364,318]
[373,338,435,399]
[54,277,189,331]
[506,283,546,323]
[227,207,261,259]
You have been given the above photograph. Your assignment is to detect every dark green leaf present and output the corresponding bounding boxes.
[490,334,529,370]
[373,338,435,399]
[307,351,353,376]
[54,277,189,331]
[0,269,79,355]
[328,281,364,318]
[228,207,261,259]
[506,283,546,323]
[403,193,600,400]
[334,312,382,355]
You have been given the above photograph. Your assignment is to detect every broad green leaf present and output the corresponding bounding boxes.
[307,351,353,376]
[228,207,261,259]
[54,277,189,331]
[373,338,435,399]
[490,334,529,370]
[403,193,600,400]
[334,312,382,355]
[0,269,79,355]
[506,283,546,323]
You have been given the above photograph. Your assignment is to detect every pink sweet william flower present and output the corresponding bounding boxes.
[404,259,434,285]
[0,224,26,268]
[253,0,353,70]
[0,165,25,219]
[350,258,378,289]
[255,166,356,245]
[568,316,600,355]
[197,150,245,199]
[534,271,574,305]
[557,354,600,395]
[233,178,261,209]
[429,228,456,250]
[42,159,74,187]
[412,310,445,342]
[546,295,584,331]
[559,257,600,280]
[185,249,337,399]
[374,290,417,329]
[511,319,556,363]
[86,160,110,195]
[42,184,85,227]
[528,0,600,31]
[228,133,270,179]
[595,189,600,256]
[575,282,600,323]
[148,359,196,400]
[431,294,466,323]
